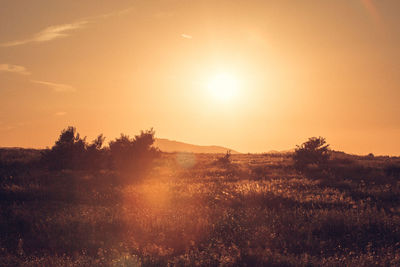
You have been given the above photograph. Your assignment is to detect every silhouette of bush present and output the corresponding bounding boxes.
[293,136,330,173]
[108,128,160,180]
[216,150,232,166]
[41,127,87,170]
[41,127,106,170]
[85,134,107,171]
[41,126,160,175]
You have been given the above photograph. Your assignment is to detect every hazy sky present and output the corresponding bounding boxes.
[1,0,400,155]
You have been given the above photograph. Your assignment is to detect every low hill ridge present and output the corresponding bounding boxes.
[154,138,240,154]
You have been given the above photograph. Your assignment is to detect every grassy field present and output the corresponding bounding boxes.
[1,149,400,266]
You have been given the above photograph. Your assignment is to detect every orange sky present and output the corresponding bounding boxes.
[1,0,399,155]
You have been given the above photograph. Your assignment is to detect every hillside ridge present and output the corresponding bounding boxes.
[154,138,240,154]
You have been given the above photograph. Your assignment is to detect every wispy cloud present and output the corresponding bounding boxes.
[0,8,133,47]
[0,64,76,93]
[181,34,193,39]
[54,111,67,116]
[1,21,90,47]
[0,64,31,75]
[31,80,76,92]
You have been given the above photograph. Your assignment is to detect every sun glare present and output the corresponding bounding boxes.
[206,72,240,102]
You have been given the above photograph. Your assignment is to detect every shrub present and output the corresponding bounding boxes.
[85,134,107,171]
[42,127,87,170]
[108,128,160,179]
[293,136,330,173]
[41,126,159,177]
[216,150,232,166]
[41,127,106,171]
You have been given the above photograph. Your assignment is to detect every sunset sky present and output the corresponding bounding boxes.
[1,0,400,155]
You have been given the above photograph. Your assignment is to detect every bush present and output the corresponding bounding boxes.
[85,134,107,171]
[213,150,233,168]
[108,128,160,179]
[41,126,159,179]
[293,136,330,173]
[42,127,105,171]
[42,127,87,170]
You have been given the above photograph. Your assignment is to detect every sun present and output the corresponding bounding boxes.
[206,72,240,102]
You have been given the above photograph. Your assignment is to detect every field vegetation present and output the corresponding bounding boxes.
[1,128,400,266]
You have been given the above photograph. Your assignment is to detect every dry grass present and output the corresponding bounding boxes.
[1,151,400,266]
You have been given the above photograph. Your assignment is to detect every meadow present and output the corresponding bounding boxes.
[1,148,400,266]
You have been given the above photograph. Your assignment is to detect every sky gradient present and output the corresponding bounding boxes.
[1,0,400,155]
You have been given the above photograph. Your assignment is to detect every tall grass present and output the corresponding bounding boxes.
[1,151,400,266]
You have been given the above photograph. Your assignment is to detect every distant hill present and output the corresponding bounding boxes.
[266,149,295,154]
[154,138,240,154]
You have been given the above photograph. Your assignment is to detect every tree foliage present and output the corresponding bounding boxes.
[108,128,160,177]
[42,126,160,175]
[216,150,232,166]
[42,127,85,170]
[293,136,330,172]
[42,126,105,170]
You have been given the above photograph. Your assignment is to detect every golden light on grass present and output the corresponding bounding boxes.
[141,182,171,209]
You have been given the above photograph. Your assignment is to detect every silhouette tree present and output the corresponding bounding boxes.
[42,126,87,170]
[42,126,159,175]
[217,150,232,166]
[86,134,106,171]
[109,128,159,181]
[293,136,330,172]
